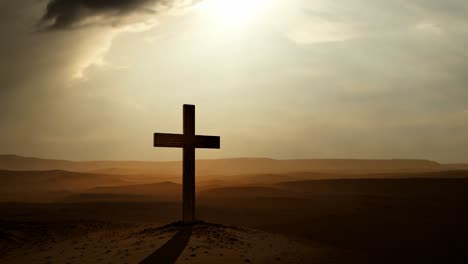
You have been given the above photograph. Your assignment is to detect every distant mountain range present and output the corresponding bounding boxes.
[0,170,127,193]
[1,154,467,175]
[1,154,467,203]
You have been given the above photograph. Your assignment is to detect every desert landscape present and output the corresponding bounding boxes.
[1,155,467,263]
[3,0,468,263]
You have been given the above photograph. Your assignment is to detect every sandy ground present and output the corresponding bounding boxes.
[2,177,468,263]
[1,222,329,264]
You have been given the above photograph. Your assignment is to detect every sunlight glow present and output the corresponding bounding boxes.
[196,0,269,27]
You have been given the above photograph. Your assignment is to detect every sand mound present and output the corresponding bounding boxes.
[1,221,323,264]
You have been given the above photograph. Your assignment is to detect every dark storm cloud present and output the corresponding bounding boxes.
[40,0,178,30]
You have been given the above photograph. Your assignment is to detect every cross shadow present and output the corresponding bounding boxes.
[139,226,192,264]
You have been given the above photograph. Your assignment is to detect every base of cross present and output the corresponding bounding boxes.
[175,220,206,227]
[181,219,199,226]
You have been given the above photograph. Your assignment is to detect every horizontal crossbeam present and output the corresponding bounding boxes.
[153,133,185,148]
[154,133,220,149]
[195,135,220,149]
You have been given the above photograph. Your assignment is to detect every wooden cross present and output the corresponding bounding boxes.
[153,104,220,224]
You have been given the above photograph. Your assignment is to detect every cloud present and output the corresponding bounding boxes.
[287,17,354,44]
[39,0,194,30]
[36,0,198,78]
[2,0,468,162]
[284,0,468,46]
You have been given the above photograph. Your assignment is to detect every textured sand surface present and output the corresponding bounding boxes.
[1,222,327,264]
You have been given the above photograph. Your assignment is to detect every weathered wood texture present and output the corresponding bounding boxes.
[153,133,185,148]
[183,104,195,224]
[154,134,219,149]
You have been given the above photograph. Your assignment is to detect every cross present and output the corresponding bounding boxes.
[153,104,220,224]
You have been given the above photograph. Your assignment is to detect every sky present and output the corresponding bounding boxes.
[1,0,468,163]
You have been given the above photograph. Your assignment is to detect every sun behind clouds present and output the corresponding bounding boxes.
[195,0,271,27]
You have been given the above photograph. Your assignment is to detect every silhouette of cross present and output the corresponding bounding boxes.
[153,104,220,224]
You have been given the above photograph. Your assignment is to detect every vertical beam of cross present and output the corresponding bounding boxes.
[153,105,220,225]
[183,105,196,224]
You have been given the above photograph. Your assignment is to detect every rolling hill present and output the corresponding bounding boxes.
[0,170,128,192]
[2,154,467,175]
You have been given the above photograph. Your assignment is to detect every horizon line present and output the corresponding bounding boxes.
[2,153,467,165]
